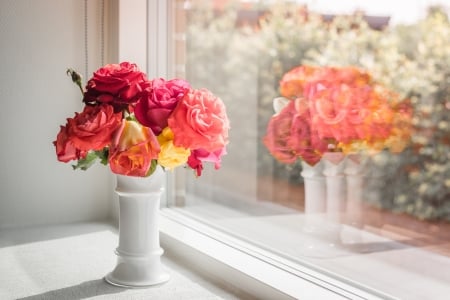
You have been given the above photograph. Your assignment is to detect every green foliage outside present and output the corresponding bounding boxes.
[185,2,450,221]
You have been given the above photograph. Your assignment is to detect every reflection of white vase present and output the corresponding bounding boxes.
[322,152,347,225]
[344,154,368,228]
[321,153,347,247]
[105,167,170,288]
[301,161,326,233]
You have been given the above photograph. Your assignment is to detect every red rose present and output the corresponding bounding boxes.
[264,98,327,166]
[263,100,297,164]
[83,62,147,107]
[135,78,190,135]
[288,114,326,166]
[53,124,87,162]
[67,104,122,151]
[168,89,230,152]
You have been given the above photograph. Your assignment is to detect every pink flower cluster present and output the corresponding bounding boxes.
[54,62,230,177]
[264,65,412,166]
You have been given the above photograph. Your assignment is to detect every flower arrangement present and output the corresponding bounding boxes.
[54,62,230,177]
[263,65,412,166]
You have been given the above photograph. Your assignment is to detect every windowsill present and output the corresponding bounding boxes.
[159,203,450,300]
[160,209,382,300]
[4,210,448,300]
[0,221,253,300]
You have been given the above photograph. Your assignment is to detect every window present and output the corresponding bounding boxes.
[161,1,450,299]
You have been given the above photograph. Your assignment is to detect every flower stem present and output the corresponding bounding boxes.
[66,68,84,95]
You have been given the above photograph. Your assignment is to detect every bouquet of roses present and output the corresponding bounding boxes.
[263,65,412,166]
[54,62,230,177]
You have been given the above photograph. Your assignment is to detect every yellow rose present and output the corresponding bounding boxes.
[338,140,367,154]
[157,127,190,170]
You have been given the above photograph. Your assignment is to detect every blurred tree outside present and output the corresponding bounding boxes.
[184,1,450,221]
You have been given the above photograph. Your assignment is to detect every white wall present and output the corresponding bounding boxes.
[0,0,115,228]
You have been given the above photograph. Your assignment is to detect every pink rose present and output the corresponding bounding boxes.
[53,124,87,163]
[135,78,190,135]
[168,89,230,152]
[67,104,123,151]
[187,147,227,177]
[345,88,371,125]
[306,81,362,143]
[109,120,160,176]
[83,62,147,107]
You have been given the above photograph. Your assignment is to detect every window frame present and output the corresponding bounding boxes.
[159,208,395,300]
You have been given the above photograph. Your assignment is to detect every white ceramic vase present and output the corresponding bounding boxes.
[105,167,170,288]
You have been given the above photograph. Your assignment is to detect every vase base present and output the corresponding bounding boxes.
[104,272,170,288]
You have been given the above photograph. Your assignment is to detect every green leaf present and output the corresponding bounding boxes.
[125,114,137,122]
[72,152,99,171]
[95,148,109,165]
[146,159,159,177]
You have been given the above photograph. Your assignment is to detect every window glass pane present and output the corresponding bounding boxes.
[170,1,450,298]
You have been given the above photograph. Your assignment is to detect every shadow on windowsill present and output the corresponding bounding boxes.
[0,221,116,248]
[17,279,124,300]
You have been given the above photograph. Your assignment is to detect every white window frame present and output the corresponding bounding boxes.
[159,209,396,300]
[116,1,395,299]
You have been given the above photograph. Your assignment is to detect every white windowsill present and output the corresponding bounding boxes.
[0,221,253,300]
[160,209,386,300]
[159,206,450,300]
[3,209,448,299]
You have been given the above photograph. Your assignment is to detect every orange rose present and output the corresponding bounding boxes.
[109,120,160,176]
[279,65,321,99]
[168,89,229,152]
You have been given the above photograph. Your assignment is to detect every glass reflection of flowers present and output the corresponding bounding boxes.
[54,62,230,177]
[264,65,412,166]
